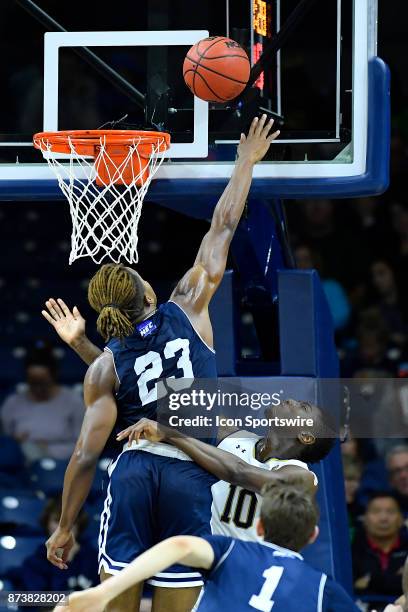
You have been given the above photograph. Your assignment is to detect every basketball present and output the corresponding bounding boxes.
[183,36,250,103]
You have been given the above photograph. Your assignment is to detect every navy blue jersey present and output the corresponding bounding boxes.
[196,536,359,612]
[106,301,217,434]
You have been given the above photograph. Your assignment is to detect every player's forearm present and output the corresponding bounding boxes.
[58,453,97,531]
[70,336,102,366]
[96,537,193,604]
[165,428,257,489]
[211,157,254,233]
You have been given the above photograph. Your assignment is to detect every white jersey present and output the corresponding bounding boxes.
[210,431,318,542]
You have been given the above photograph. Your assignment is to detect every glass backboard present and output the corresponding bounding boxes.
[0,0,389,197]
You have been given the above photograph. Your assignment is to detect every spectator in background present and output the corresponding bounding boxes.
[342,435,389,506]
[353,493,408,605]
[343,455,364,541]
[1,348,83,461]
[343,316,397,377]
[390,202,408,271]
[369,259,407,350]
[294,243,351,331]
[387,446,408,516]
[297,199,370,294]
[352,197,390,260]
[10,497,98,592]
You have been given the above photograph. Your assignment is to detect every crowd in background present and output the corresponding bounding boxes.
[286,127,408,610]
[0,85,407,612]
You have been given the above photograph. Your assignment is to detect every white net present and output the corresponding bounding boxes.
[37,133,167,264]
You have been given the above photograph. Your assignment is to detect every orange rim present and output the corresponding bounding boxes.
[33,129,171,156]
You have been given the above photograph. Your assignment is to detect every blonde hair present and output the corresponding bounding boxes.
[88,264,145,341]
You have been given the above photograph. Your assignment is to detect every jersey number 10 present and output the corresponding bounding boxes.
[220,485,258,529]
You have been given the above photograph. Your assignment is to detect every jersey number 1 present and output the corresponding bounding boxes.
[134,338,194,405]
[249,566,284,612]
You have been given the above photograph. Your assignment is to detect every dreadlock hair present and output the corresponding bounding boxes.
[88,263,146,341]
[260,477,319,551]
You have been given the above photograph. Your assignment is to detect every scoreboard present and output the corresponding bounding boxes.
[252,0,274,91]
[250,0,279,112]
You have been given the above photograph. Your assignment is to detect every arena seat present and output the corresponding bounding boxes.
[0,578,18,612]
[0,536,44,574]
[0,578,15,591]
[0,436,25,474]
[29,458,67,497]
[0,474,29,491]
[0,494,45,535]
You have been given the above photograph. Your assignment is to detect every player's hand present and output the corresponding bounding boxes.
[116,418,165,445]
[237,114,280,165]
[46,527,76,570]
[42,298,86,347]
[54,587,107,612]
[395,594,407,610]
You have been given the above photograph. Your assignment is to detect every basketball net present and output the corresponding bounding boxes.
[34,131,169,264]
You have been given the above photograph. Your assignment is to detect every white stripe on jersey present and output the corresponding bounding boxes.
[211,431,317,542]
[317,573,327,612]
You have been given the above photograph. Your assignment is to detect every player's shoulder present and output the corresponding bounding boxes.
[218,430,258,448]
[85,350,116,386]
[217,431,260,461]
[164,299,193,326]
[154,300,189,331]
[160,300,182,315]
[201,534,236,570]
[321,576,360,611]
[165,299,215,352]
[266,456,318,486]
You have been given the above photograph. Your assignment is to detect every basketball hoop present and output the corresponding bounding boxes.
[33,130,170,264]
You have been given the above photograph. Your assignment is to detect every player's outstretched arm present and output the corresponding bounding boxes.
[46,353,117,570]
[171,115,279,347]
[117,418,316,494]
[55,536,214,612]
[42,298,102,365]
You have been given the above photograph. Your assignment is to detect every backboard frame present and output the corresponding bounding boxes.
[0,0,390,200]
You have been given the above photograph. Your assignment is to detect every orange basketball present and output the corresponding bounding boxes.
[183,36,250,103]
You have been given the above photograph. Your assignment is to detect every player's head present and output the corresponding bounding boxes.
[265,399,336,464]
[257,477,319,551]
[88,263,157,341]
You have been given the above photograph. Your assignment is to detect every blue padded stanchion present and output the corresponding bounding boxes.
[278,269,352,591]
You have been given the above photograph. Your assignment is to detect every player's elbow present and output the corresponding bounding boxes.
[169,536,195,556]
[213,209,236,234]
[73,447,99,470]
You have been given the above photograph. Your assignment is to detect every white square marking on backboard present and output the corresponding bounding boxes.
[43,30,209,158]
